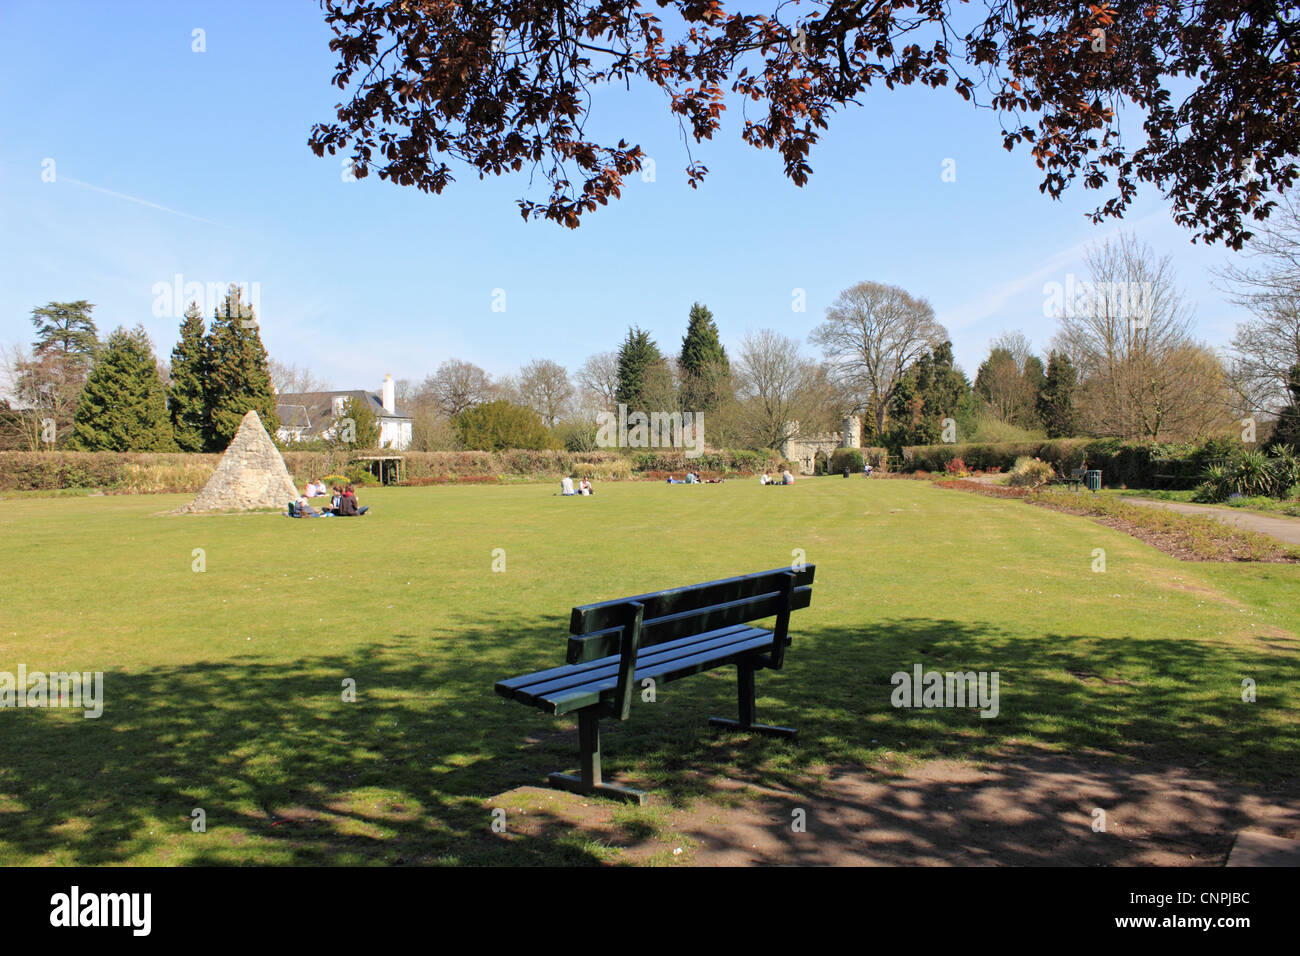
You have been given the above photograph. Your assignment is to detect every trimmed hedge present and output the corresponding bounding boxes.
[897,438,1250,488]
[0,447,782,493]
[830,448,864,474]
[0,452,220,493]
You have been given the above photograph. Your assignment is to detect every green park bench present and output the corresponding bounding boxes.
[495,565,816,804]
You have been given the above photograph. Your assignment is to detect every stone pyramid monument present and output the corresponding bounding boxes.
[181,411,300,513]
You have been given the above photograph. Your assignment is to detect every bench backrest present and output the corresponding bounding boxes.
[567,566,815,719]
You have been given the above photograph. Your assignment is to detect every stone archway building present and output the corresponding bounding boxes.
[781,416,863,475]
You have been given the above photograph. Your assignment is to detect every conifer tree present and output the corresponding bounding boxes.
[30,300,99,364]
[169,301,209,451]
[71,326,175,451]
[330,395,382,448]
[615,326,665,409]
[679,302,730,412]
[1269,365,1300,450]
[204,285,278,447]
[1037,350,1080,438]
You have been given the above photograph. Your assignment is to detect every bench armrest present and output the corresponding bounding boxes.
[767,571,797,670]
[611,601,645,721]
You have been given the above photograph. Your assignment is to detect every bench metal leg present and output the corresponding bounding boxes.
[547,710,647,805]
[709,662,797,739]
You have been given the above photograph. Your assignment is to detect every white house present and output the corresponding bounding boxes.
[276,374,413,450]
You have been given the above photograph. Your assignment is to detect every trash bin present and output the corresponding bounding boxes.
[1085,470,1102,493]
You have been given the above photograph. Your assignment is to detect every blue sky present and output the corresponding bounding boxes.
[0,0,1255,392]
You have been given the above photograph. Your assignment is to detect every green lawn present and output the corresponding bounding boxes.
[1,478,1297,865]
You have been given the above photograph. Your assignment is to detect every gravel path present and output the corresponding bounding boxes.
[1124,497,1300,547]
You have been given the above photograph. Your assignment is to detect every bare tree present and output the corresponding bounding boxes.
[514,359,574,427]
[810,281,948,437]
[0,342,84,450]
[393,378,415,408]
[1216,194,1300,417]
[1053,234,1231,440]
[417,359,495,418]
[269,359,331,396]
[732,330,838,450]
[974,332,1041,425]
[576,350,619,413]
[410,406,460,450]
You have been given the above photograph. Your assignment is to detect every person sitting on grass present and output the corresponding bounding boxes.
[334,484,370,516]
[782,468,795,485]
[579,477,593,495]
[760,471,771,485]
[292,496,328,518]
[561,475,575,495]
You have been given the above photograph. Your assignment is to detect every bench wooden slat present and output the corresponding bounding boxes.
[568,565,815,635]
[566,585,812,663]
[495,623,759,701]
[505,625,776,709]
[543,630,782,715]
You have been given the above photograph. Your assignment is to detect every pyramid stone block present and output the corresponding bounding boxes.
[181,411,300,513]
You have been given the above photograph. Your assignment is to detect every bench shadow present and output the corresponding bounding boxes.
[0,615,1295,865]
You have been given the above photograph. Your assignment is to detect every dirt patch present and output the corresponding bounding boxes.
[487,747,1300,866]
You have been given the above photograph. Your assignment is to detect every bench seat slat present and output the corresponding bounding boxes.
[542,630,781,716]
[495,623,757,700]
[498,625,782,715]
[509,625,773,707]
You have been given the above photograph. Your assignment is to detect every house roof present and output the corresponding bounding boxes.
[275,389,412,435]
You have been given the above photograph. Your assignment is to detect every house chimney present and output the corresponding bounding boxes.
[382,374,395,414]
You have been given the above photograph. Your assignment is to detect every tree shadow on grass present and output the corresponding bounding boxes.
[0,615,1295,865]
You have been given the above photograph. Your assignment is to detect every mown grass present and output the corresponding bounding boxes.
[1,478,1297,865]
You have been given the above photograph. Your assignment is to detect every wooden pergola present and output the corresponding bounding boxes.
[350,455,406,485]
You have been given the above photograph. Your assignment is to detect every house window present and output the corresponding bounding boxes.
[332,396,346,417]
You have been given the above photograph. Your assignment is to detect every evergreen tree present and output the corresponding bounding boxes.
[1037,350,1080,438]
[169,301,209,451]
[1021,355,1047,429]
[679,303,730,411]
[21,301,100,445]
[615,326,665,409]
[882,341,970,450]
[330,395,382,449]
[204,285,278,448]
[71,326,176,451]
[31,300,99,364]
[1269,364,1300,450]
[454,399,552,451]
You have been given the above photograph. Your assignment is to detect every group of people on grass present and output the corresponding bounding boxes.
[760,469,796,486]
[292,479,369,517]
[560,476,595,496]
